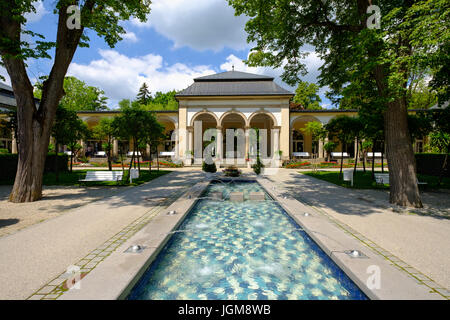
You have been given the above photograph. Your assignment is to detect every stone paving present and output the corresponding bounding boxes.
[1,167,449,300]
[0,169,204,300]
[265,169,450,298]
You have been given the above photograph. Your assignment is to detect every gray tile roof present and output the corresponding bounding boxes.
[194,71,274,82]
[177,71,293,97]
[0,82,39,110]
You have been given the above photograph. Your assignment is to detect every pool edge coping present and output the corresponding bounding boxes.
[257,177,445,300]
[59,176,444,300]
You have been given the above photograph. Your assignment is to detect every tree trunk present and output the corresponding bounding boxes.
[361,142,366,173]
[54,143,59,182]
[70,147,74,172]
[438,151,448,186]
[107,139,112,171]
[371,143,375,179]
[3,3,87,202]
[354,138,359,174]
[156,144,160,171]
[339,143,344,179]
[384,99,422,207]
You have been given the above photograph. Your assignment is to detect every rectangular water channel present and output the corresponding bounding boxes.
[127,180,367,300]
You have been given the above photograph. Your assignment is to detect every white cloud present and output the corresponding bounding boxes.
[68,49,215,107]
[131,0,249,51]
[122,31,139,43]
[25,1,48,23]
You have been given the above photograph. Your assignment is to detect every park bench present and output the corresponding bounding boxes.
[367,152,383,158]
[79,171,123,183]
[159,151,175,157]
[331,152,350,160]
[127,151,142,158]
[374,173,428,187]
[94,151,106,157]
[292,152,310,158]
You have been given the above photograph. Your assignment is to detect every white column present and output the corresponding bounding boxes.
[273,127,280,167]
[11,129,17,154]
[113,139,119,156]
[216,126,223,163]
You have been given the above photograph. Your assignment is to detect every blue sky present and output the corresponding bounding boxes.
[0,0,332,109]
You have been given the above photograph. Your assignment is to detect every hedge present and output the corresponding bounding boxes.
[415,153,450,177]
[0,153,69,180]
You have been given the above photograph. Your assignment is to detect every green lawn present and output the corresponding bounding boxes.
[302,171,450,190]
[0,169,170,187]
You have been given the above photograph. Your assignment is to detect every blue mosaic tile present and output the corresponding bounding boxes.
[127,181,367,300]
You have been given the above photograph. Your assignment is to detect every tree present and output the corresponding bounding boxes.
[51,105,75,180]
[293,81,322,110]
[1,1,150,202]
[427,108,450,184]
[300,121,326,156]
[324,141,337,162]
[35,76,108,111]
[112,102,162,178]
[141,90,179,111]
[137,82,151,105]
[346,117,364,174]
[228,0,449,208]
[51,107,89,172]
[93,118,116,171]
[325,116,357,178]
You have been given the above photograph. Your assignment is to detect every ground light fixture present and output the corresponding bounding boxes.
[167,210,177,216]
[344,249,368,259]
[303,212,311,217]
[125,245,145,254]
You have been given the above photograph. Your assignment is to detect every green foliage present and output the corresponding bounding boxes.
[202,161,217,173]
[35,76,108,111]
[252,157,264,175]
[324,142,337,153]
[408,79,438,109]
[415,153,450,178]
[293,81,322,110]
[325,116,357,146]
[223,166,241,177]
[0,153,68,181]
[137,82,152,105]
[51,105,89,152]
[0,1,151,62]
[408,113,433,141]
[0,148,9,154]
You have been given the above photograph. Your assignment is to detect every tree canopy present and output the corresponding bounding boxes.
[35,76,108,111]
[293,80,322,110]
[0,0,151,202]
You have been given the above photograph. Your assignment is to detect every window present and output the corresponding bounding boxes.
[293,130,304,153]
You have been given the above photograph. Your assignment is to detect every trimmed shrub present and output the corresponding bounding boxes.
[202,161,217,173]
[252,157,264,175]
[0,153,69,180]
[0,148,9,154]
[415,153,450,177]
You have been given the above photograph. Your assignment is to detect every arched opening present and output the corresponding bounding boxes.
[292,130,304,153]
[291,116,321,157]
[249,113,275,158]
[157,118,176,153]
[191,112,218,163]
[221,112,246,161]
